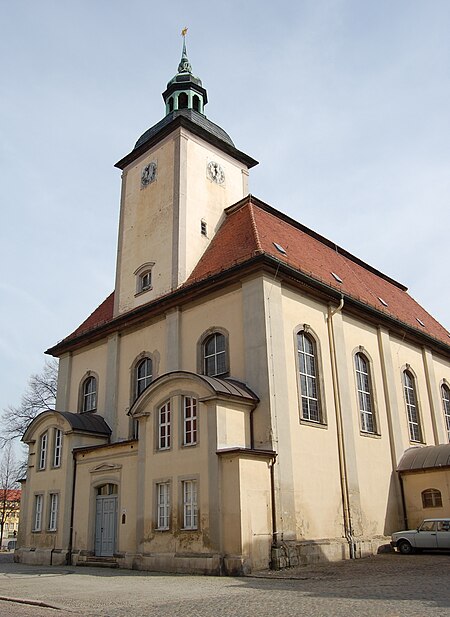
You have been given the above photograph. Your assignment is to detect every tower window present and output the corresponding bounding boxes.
[135,263,155,295]
[201,220,207,236]
[168,96,174,112]
[178,92,188,109]
[193,95,200,112]
[135,357,153,398]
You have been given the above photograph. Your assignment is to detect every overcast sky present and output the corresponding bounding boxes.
[1,0,449,423]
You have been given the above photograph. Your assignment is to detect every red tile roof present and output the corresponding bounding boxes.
[67,292,115,339]
[187,196,449,347]
[54,196,449,351]
[0,489,21,502]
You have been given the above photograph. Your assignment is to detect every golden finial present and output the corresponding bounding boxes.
[181,27,188,37]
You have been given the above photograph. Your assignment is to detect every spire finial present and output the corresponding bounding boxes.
[178,27,192,73]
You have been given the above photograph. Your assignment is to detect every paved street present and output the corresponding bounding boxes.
[0,552,449,616]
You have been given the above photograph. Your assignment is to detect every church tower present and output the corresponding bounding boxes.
[113,33,258,316]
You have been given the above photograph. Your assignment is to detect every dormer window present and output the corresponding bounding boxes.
[135,263,154,295]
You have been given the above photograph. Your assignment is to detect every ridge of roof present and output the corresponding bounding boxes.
[48,195,450,354]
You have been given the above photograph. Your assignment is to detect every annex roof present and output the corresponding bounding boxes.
[48,195,450,354]
[397,444,450,472]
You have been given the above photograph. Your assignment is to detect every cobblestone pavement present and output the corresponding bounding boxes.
[0,552,449,616]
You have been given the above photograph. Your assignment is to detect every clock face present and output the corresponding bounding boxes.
[141,161,157,187]
[207,161,225,184]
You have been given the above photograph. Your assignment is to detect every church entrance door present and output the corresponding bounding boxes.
[95,484,118,557]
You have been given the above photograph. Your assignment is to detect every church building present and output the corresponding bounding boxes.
[17,38,450,574]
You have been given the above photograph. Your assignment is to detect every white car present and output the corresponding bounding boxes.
[391,518,450,554]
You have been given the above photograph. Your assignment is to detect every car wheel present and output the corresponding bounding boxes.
[398,540,414,555]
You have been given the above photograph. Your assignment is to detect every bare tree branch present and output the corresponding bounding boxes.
[0,359,58,445]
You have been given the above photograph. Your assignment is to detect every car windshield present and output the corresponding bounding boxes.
[419,521,436,532]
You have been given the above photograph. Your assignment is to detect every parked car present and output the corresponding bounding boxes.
[391,518,450,554]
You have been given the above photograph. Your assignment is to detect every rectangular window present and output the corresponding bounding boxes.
[39,433,48,470]
[183,397,197,446]
[158,401,171,450]
[34,494,43,531]
[183,480,198,530]
[53,429,62,467]
[156,482,170,530]
[48,493,58,531]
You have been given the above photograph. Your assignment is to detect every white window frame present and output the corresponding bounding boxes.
[34,494,43,531]
[38,432,48,470]
[355,353,376,433]
[203,333,227,377]
[53,428,62,467]
[403,370,422,442]
[48,493,58,531]
[442,384,450,442]
[297,331,321,423]
[183,397,197,446]
[82,376,97,412]
[136,357,152,398]
[158,401,171,450]
[182,480,198,530]
[156,482,170,530]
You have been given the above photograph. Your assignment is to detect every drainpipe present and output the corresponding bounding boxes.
[67,452,78,566]
[327,296,356,559]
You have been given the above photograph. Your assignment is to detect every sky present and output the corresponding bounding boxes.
[1,0,449,426]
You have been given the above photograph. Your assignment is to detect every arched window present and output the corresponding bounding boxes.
[203,332,227,377]
[403,370,422,442]
[355,352,376,433]
[168,96,174,112]
[441,384,450,442]
[82,376,97,412]
[422,488,442,508]
[297,331,321,423]
[193,94,200,112]
[135,357,152,398]
[178,92,188,109]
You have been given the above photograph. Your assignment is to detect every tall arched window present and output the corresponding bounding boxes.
[203,332,227,377]
[355,352,376,433]
[403,370,422,442]
[193,94,200,112]
[297,331,321,423]
[82,376,97,412]
[441,384,450,442]
[136,357,152,398]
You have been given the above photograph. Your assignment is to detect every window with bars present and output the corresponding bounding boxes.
[403,370,422,442]
[203,333,227,377]
[297,331,321,423]
[441,384,450,442]
[156,482,170,530]
[158,401,171,450]
[82,376,97,412]
[33,494,43,531]
[354,353,376,433]
[48,493,58,531]
[182,480,198,530]
[38,433,48,470]
[183,397,197,446]
[422,488,443,508]
[53,429,62,467]
[136,357,152,398]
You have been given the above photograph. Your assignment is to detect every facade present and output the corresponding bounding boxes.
[17,41,450,574]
